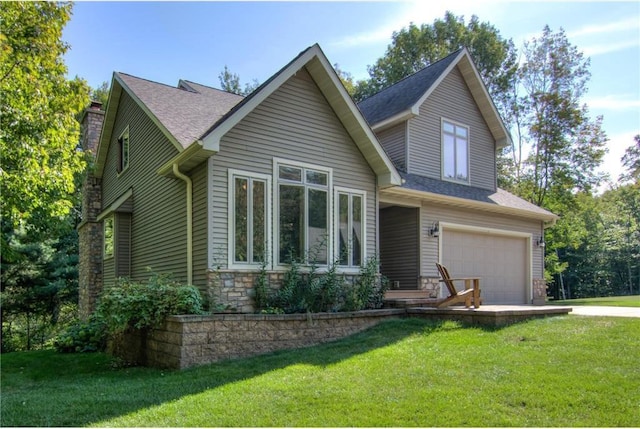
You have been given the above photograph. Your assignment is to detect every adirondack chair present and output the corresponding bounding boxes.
[435,263,481,309]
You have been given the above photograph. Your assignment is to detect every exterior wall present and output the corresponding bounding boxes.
[375,122,406,170]
[109,309,405,369]
[209,67,378,270]
[115,213,132,278]
[419,202,545,279]
[407,65,497,191]
[100,92,190,287]
[379,206,419,289]
[191,161,209,290]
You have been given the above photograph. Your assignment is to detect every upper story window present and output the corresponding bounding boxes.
[117,126,130,174]
[442,119,469,183]
[104,215,114,259]
[228,169,271,267]
[275,159,331,266]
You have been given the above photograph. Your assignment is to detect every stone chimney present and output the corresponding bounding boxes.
[78,101,105,319]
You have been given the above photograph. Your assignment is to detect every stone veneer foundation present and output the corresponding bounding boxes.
[207,269,364,313]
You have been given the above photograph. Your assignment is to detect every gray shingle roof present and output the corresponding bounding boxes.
[357,49,462,126]
[116,73,244,148]
[399,171,556,218]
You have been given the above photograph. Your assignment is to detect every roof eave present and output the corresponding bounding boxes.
[370,109,417,132]
[157,140,216,178]
[381,186,559,222]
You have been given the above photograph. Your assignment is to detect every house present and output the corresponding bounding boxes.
[77,44,556,316]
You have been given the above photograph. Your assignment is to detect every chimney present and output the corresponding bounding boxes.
[78,101,105,319]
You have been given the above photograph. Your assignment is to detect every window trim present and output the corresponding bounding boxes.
[273,158,333,268]
[103,215,115,260]
[441,118,470,184]
[334,187,367,272]
[227,169,272,270]
[117,126,130,175]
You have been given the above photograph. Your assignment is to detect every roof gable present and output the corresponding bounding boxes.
[172,44,401,187]
[94,73,243,178]
[358,48,511,148]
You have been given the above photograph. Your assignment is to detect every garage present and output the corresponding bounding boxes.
[441,228,530,304]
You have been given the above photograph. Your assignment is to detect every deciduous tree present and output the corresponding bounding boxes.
[0,2,90,234]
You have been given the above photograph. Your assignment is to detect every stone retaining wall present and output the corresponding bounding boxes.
[110,309,405,369]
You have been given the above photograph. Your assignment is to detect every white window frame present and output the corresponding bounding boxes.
[103,215,115,260]
[227,169,272,270]
[273,158,333,268]
[441,118,469,184]
[117,126,130,175]
[334,187,367,272]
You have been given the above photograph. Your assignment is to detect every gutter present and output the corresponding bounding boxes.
[172,163,193,285]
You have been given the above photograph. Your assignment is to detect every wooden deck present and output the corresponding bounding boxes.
[384,290,572,327]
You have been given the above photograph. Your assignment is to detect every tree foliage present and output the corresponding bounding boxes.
[352,11,517,105]
[506,26,608,207]
[218,65,259,96]
[621,134,640,182]
[0,2,90,233]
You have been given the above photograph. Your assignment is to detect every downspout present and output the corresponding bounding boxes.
[172,163,193,285]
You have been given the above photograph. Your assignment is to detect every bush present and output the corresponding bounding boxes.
[254,257,388,314]
[95,273,205,335]
[53,315,107,353]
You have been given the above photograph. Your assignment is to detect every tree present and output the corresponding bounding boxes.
[0,2,90,235]
[511,26,607,207]
[91,81,110,109]
[333,63,355,97]
[218,65,259,96]
[621,134,640,182]
[352,11,517,105]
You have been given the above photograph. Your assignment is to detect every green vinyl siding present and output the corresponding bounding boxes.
[210,67,378,268]
[191,160,208,290]
[408,65,497,191]
[101,92,188,286]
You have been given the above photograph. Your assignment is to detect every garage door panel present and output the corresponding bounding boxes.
[442,230,528,304]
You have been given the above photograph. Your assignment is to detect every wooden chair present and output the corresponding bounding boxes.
[435,263,481,309]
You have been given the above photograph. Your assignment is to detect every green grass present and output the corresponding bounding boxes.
[2,317,639,427]
[548,295,640,307]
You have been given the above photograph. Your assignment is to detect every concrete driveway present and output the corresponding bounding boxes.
[569,306,640,318]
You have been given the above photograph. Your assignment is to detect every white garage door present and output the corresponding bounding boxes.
[442,230,529,304]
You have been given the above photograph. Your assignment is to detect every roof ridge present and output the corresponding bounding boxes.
[181,79,244,97]
[359,48,464,105]
[116,72,189,92]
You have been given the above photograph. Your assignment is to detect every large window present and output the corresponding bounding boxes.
[336,189,365,267]
[276,161,330,265]
[229,170,270,267]
[104,215,114,259]
[117,126,130,174]
[442,120,468,182]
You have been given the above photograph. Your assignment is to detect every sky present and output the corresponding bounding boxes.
[62,1,640,191]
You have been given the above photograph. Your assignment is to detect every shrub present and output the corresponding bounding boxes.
[53,315,107,353]
[343,257,389,311]
[95,273,205,335]
[254,257,387,314]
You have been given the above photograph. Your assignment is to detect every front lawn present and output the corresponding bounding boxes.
[1,316,638,427]
[548,295,640,307]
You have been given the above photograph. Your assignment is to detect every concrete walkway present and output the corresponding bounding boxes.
[569,306,640,318]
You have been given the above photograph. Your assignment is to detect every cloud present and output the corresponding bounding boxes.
[568,16,640,38]
[584,94,640,111]
[582,39,640,57]
[597,130,638,190]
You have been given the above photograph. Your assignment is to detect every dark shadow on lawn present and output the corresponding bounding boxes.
[1,317,452,426]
